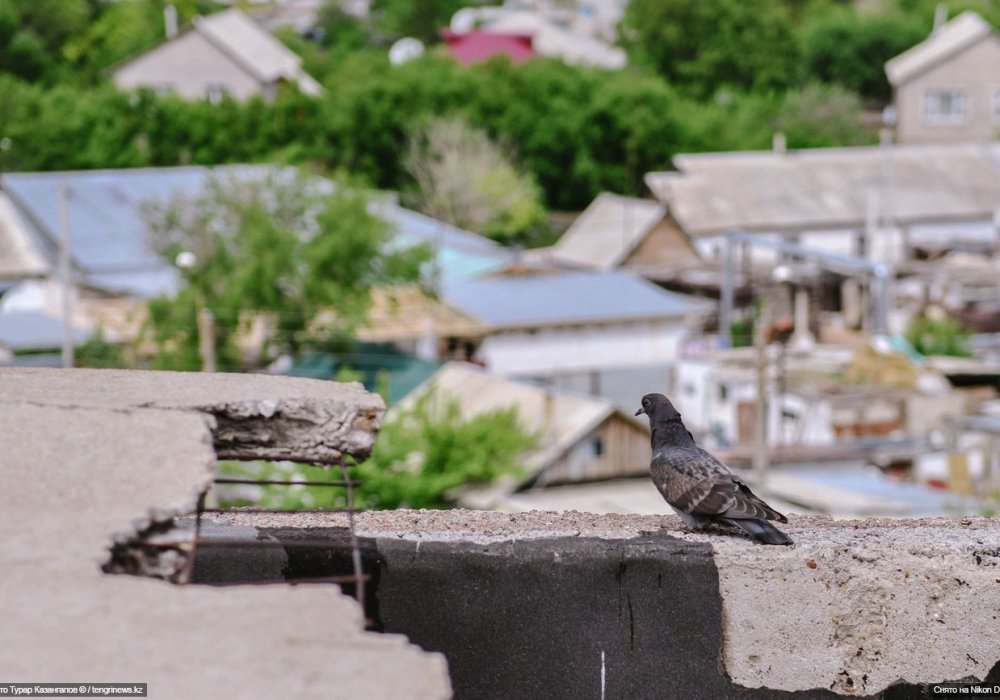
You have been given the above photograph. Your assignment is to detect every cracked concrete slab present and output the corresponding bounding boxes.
[0,369,449,700]
[0,367,384,462]
[208,508,1000,696]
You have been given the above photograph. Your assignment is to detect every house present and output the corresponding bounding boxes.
[0,166,510,343]
[400,362,651,493]
[112,9,322,102]
[441,268,714,407]
[673,341,966,451]
[886,11,1000,144]
[441,29,536,65]
[646,141,1000,267]
[449,8,625,69]
[548,191,702,279]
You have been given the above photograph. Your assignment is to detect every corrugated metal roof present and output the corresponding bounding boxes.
[0,311,87,351]
[647,141,1000,236]
[2,166,509,297]
[442,269,714,328]
[551,192,666,270]
[194,9,322,95]
[398,361,624,473]
[885,11,994,86]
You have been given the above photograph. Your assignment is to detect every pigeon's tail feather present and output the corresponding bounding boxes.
[724,517,794,546]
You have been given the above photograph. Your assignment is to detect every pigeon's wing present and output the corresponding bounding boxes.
[653,447,788,523]
[651,446,738,515]
[725,475,789,523]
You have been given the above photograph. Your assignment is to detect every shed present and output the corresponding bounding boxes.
[402,362,650,488]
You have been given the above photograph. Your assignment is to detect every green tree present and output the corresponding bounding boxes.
[219,389,537,509]
[370,0,471,44]
[621,0,801,98]
[141,171,429,371]
[801,9,926,103]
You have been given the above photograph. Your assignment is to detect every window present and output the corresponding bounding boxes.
[591,437,604,458]
[923,89,968,125]
[205,84,227,104]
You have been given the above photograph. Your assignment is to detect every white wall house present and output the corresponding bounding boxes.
[886,11,1000,145]
[113,9,322,102]
[442,269,714,408]
[646,141,1000,268]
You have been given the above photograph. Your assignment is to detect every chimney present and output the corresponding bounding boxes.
[932,4,947,34]
[772,131,786,154]
[165,4,179,39]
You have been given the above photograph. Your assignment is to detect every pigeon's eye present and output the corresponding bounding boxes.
[642,399,649,406]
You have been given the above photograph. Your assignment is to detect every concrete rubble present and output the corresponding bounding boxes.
[0,368,450,700]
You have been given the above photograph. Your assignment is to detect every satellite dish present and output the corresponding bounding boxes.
[389,37,425,66]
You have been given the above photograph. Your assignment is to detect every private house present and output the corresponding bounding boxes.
[400,362,651,494]
[449,7,625,69]
[646,141,1000,267]
[112,8,322,102]
[0,165,510,346]
[673,342,966,451]
[886,11,1000,144]
[441,29,536,65]
[440,268,714,407]
[548,191,703,280]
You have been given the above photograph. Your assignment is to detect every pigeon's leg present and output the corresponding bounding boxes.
[669,506,706,532]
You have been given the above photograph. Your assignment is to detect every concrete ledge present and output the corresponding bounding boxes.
[204,509,1000,697]
[0,367,384,462]
[0,369,448,699]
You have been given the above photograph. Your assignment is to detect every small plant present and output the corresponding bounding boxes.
[904,315,972,358]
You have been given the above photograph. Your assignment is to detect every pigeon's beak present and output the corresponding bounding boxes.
[634,407,645,416]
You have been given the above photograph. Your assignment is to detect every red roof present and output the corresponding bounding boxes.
[442,29,535,65]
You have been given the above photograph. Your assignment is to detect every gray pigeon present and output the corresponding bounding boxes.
[635,393,793,545]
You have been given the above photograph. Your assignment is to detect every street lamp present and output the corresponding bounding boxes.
[175,251,216,372]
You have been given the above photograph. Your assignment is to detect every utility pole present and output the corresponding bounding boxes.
[753,304,771,487]
[58,181,74,369]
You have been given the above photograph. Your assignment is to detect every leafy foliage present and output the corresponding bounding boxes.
[801,9,926,103]
[141,171,429,370]
[404,116,547,244]
[905,314,972,357]
[621,0,802,98]
[219,389,537,510]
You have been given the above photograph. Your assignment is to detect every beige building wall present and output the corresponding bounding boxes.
[895,36,1000,143]
[114,32,264,101]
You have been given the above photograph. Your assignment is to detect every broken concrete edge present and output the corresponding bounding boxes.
[0,368,388,578]
[0,367,386,463]
[204,508,1000,696]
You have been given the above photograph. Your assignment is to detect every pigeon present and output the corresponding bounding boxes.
[635,393,793,545]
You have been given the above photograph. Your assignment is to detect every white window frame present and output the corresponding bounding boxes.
[205,84,227,104]
[923,89,968,125]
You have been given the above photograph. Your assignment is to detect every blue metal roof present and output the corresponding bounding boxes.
[0,311,88,351]
[442,270,715,328]
[372,201,512,282]
[2,167,508,297]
